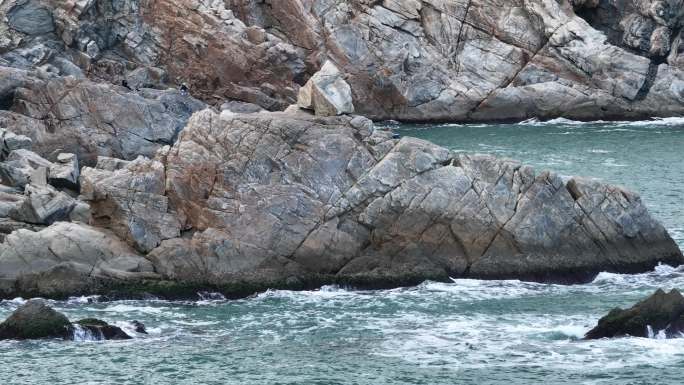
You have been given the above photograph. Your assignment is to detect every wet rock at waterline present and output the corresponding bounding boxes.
[0,299,70,340]
[0,299,136,341]
[585,289,684,339]
[71,319,131,341]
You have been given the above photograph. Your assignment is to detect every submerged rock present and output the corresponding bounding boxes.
[0,299,70,340]
[585,289,684,339]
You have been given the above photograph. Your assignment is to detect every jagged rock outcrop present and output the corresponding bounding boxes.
[0,1,682,299]
[147,110,682,288]
[0,73,205,165]
[586,289,684,339]
[2,0,684,122]
[0,109,680,297]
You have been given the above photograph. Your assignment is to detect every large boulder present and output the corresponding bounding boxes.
[48,153,79,190]
[147,109,683,289]
[586,289,684,339]
[0,299,70,340]
[297,60,354,117]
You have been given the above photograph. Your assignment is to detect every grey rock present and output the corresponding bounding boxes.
[298,60,355,116]
[2,76,205,165]
[80,156,182,253]
[0,222,158,297]
[48,153,79,190]
[0,149,53,188]
[0,128,32,159]
[7,0,54,36]
[10,183,76,225]
[148,110,682,289]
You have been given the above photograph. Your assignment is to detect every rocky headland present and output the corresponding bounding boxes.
[0,0,682,299]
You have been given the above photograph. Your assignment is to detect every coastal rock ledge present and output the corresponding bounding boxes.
[0,109,681,299]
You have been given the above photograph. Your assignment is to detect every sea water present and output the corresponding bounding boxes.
[2,119,684,384]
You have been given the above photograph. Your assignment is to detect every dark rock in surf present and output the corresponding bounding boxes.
[0,299,70,340]
[71,318,132,340]
[585,289,684,339]
[131,320,147,334]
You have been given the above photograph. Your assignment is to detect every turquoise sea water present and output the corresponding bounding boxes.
[2,118,684,384]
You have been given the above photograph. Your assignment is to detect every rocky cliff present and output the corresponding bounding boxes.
[2,0,684,122]
[0,0,682,299]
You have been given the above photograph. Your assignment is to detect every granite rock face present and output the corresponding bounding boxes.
[0,109,680,297]
[298,60,355,116]
[0,1,682,299]
[148,110,682,288]
[0,222,158,298]
[1,0,684,121]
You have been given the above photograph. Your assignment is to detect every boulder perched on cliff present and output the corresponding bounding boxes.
[585,289,684,339]
[297,61,354,117]
[0,299,70,340]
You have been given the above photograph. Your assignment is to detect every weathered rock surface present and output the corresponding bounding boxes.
[0,107,680,298]
[1,0,684,121]
[80,156,182,253]
[586,289,684,339]
[0,0,681,299]
[146,110,682,289]
[0,222,158,298]
[1,74,205,165]
[298,60,354,116]
[48,153,79,190]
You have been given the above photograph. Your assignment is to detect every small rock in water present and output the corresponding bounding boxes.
[585,289,684,339]
[72,319,132,341]
[131,320,147,334]
[0,299,70,340]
